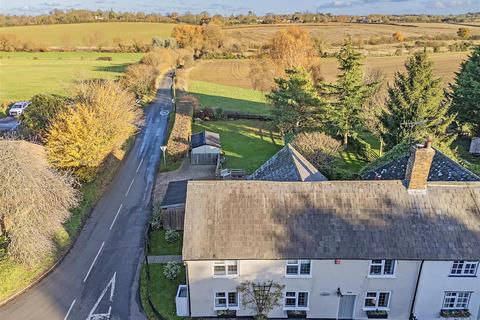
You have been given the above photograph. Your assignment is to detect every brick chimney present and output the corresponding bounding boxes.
[405,137,435,193]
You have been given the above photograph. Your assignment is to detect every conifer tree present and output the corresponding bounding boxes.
[450,46,480,135]
[381,51,455,147]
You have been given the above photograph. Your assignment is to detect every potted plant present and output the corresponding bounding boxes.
[366,310,389,319]
[217,310,237,318]
[440,309,471,318]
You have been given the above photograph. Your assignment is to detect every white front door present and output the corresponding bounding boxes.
[338,295,356,319]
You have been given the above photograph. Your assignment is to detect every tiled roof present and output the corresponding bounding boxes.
[362,149,480,182]
[248,144,328,182]
[191,131,221,149]
[183,180,480,261]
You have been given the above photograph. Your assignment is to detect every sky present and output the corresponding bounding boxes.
[2,0,480,16]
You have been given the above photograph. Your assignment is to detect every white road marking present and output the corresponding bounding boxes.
[109,204,123,230]
[86,272,116,320]
[125,178,135,197]
[83,242,105,282]
[136,158,144,173]
[160,110,170,116]
[64,299,76,320]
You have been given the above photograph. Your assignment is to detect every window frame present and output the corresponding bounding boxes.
[285,260,312,278]
[283,291,310,311]
[368,260,396,278]
[213,260,239,278]
[214,291,240,310]
[363,291,391,311]
[442,291,472,310]
[449,261,479,277]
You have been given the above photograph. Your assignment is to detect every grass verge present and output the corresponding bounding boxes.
[148,230,183,256]
[140,263,186,320]
[192,119,283,173]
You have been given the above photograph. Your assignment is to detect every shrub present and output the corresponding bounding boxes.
[163,262,180,280]
[121,64,159,100]
[164,230,180,243]
[166,95,195,161]
[349,136,378,162]
[214,108,226,120]
[151,202,163,230]
[0,100,14,117]
[141,48,176,72]
[291,131,342,169]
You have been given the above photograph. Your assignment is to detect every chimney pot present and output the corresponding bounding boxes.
[405,138,435,193]
[424,137,433,149]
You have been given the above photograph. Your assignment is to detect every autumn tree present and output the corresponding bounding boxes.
[20,94,70,140]
[457,27,471,39]
[381,52,455,147]
[172,24,203,51]
[392,31,405,42]
[121,64,159,99]
[237,281,284,320]
[267,68,323,136]
[46,81,139,181]
[250,26,319,91]
[0,140,78,265]
[450,46,480,135]
[320,41,377,146]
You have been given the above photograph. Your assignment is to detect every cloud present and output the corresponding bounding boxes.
[427,0,472,9]
[316,0,412,9]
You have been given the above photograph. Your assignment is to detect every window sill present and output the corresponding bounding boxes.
[448,275,477,278]
[283,307,310,311]
[213,275,239,279]
[363,308,390,312]
[367,275,396,279]
[214,307,240,311]
[285,275,312,279]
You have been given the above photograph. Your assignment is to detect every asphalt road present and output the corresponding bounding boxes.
[0,75,173,320]
[0,116,19,132]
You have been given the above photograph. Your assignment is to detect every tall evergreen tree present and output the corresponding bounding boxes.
[381,51,455,147]
[321,41,375,146]
[450,45,480,136]
[267,68,323,136]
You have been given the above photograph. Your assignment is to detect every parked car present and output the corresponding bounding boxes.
[9,101,31,117]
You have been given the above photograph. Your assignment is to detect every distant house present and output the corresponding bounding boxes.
[178,140,480,319]
[470,137,480,155]
[248,144,328,182]
[190,131,221,165]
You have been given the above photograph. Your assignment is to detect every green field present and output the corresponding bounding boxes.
[192,119,283,173]
[189,80,271,116]
[0,22,175,47]
[0,51,143,101]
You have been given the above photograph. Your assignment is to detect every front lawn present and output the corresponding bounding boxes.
[192,119,283,173]
[189,80,271,116]
[148,230,183,256]
[140,263,186,320]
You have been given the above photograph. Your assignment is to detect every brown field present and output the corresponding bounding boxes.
[190,52,469,89]
[224,22,480,47]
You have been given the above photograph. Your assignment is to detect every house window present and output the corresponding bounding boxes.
[214,292,239,310]
[213,261,238,277]
[284,291,309,310]
[450,261,478,276]
[286,260,311,276]
[364,291,390,310]
[369,260,396,276]
[443,292,471,309]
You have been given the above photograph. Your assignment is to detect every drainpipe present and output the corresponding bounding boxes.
[185,262,192,317]
[410,260,424,320]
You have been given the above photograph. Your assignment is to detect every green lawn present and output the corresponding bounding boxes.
[192,119,283,173]
[189,80,271,116]
[148,230,183,256]
[140,263,186,320]
[452,136,480,176]
[0,51,143,101]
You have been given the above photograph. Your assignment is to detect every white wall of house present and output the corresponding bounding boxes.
[413,261,480,320]
[186,259,420,319]
[191,145,220,155]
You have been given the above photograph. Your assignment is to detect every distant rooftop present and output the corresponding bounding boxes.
[248,144,328,182]
[191,131,220,149]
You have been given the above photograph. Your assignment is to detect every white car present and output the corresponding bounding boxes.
[9,101,30,117]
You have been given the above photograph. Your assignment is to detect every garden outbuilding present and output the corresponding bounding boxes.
[190,130,221,165]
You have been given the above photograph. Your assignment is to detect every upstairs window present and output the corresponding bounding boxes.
[450,261,478,276]
[284,291,309,310]
[369,260,396,276]
[213,261,238,277]
[286,260,311,276]
[443,292,471,309]
[214,292,239,310]
[364,291,390,310]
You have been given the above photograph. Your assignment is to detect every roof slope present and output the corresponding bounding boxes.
[248,144,328,182]
[191,131,221,148]
[183,180,480,261]
[362,148,480,182]
[161,180,188,208]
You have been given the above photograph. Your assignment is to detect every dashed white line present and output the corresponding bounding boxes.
[125,178,135,197]
[64,299,76,320]
[136,158,144,173]
[109,204,123,230]
[83,241,105,282]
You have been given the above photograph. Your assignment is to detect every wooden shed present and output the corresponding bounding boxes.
[160,180,187,230]
[190,131,221,165]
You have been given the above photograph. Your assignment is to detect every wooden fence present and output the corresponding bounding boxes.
[162,206,185,230]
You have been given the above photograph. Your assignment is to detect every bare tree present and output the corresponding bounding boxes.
[237,281,285,319]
